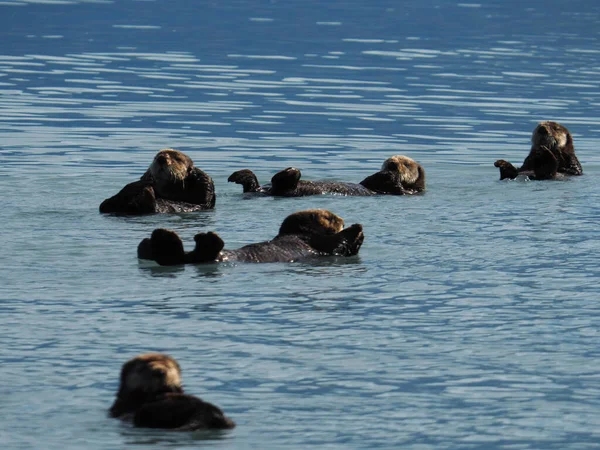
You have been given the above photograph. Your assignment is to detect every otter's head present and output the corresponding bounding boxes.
[381,155,423,186]
[531,121,572,155]
[148,149,193,184]
[279,209,345,236]
[110,353,183,418]
[119,353,182,395]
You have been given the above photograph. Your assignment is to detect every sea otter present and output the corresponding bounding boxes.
[494,121,583,180]
[100,149,216,214]
[227,155,425,196]
[109,353,235,431]
[137,209,365,265]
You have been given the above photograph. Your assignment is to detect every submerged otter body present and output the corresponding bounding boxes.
[109,353,235,431]
[100,149,216,215]
[494,121,583,180]
[228,155,425,197]
[137,209,364,266]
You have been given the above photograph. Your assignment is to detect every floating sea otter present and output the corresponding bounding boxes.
[100,149,216,214]
[137,209,364,265]
[228,155,425,196]
[109,353,235,431]
[494,121,583,180]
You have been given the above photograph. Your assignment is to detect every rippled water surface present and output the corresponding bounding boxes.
[3,1,600,449]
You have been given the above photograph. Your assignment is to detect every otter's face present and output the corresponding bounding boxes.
[279,209,345,236]
[149,149,193,183]
[531,121,570,152]
[381,155,421,185]
[119,353,182,395]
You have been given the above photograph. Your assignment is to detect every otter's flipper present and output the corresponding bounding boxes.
[180,167,216,208]
[133,394,235,430]
[100,180,157,215]
[408,165,426,193]
[561,153,583,176]
[186,232,225,263]
[228,169,261,193]
[271,167,301,194]
[144,229,186,266]
[137,238,153,261]
[494,160,520,180]
[308,223,364,257]
[360,171,407,195]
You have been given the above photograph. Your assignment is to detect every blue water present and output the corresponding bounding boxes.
[2,0,600,448]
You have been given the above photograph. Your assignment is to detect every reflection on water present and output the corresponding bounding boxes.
[3,0,600,449]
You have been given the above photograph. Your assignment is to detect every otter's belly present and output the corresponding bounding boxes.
[218,237,320,263]
[282,180,376,197]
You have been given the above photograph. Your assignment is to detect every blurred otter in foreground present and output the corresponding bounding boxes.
[137,209,364,265]
[100,149,216,215]
[494,121,583,180]
[109,353,235,431]
[228,155,425,196]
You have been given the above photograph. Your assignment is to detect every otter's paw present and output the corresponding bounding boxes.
[494,160,519,180]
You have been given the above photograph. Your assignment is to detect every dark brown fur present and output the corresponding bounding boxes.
[495,121,582,180]
[228,155,425,197]
[100,149,216,215]
[109,353,235,431]
[137,209,364,265]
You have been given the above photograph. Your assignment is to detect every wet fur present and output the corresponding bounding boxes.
[100,149,216,215]
[137,209,365,266]
[228,155,425,197]
[109,353,235,430]
[495,121,583,180]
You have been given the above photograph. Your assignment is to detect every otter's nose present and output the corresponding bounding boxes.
[156,154,168,165]
[538,126,548,136]
[387,161,400,172]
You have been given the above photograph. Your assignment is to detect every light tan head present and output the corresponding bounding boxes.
[119,353,182,395]
[279,209,345,236]
[381,155,422,185]
[148,149,193,185]
[531,121,570,152]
